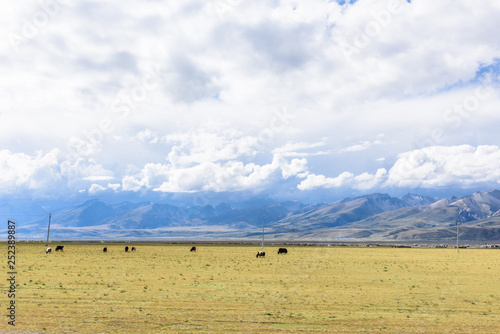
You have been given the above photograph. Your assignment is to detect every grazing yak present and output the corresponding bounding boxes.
[278,248,287,254]
[45,247,52,254]
[55,245,64,251]
[131,246,136,252]
[190,246,196,252]
[125,246,129,252]
[103,247,107,253]
[256,251,265,258]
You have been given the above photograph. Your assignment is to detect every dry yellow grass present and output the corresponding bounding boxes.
[2,243,500,333]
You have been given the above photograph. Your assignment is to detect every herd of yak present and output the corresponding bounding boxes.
[45,245,288,257]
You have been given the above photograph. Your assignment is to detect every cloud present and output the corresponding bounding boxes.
[118,130,313,193]
[133,129,160,144]
[83,176,115,181]
[0,149,114,197]
[354,168,388,190]
[298,145,500,191]
[0,149,61,193]
[88,183,107,194]
[165,128,259,166]
[122,175,146,192]
[340,139,383,153]
[386,145,500,188]
[88,182,121,194]
[272,140,329,157]
[2,1,500,200]
[122,153,309,193]
[297,172,355,190]
[297,169,387,191]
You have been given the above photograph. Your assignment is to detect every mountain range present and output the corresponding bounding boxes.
[3,190,500,242]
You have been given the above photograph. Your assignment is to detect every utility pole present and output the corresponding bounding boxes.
[46,213,51,247]
[262,216,265,250]
[456,218,459,253]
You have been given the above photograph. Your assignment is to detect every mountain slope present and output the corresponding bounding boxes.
[271,193,406,231]
[271,190,500,241]
[4,190,500,241]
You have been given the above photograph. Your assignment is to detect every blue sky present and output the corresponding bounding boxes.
[1,0,500,205]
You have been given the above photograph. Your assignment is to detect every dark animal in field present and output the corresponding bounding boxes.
[55,245,64,251]
[103,247,107,252]
[190,246,196,252]
[256,251,265,258]
[131,246,136,252]
[278,248,287,254]
[125,246,129,252]
[45,247,52,254]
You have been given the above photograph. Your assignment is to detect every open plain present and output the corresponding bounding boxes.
[2,243,500,333]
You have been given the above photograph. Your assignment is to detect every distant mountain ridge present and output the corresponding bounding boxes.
[3,190,500,241]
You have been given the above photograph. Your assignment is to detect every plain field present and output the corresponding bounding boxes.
[2,243,500,333]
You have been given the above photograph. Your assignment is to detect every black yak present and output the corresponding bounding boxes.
[278,248,287,254]
[256,251,265,258]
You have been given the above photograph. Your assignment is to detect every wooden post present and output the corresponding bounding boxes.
[46,213,51,247]
[262,216,265,250]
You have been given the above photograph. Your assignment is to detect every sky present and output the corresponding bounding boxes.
[1,0,500,205]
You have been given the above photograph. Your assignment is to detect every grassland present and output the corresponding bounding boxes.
[2,243,500,333]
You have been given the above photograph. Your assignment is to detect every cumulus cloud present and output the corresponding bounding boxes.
[133,129,160,144]
[0,149,61,193]
[115,128,315,193]
[121,152,310,193]
[0,149,114,197]
[88,183,107,194]
[386,145,500,188]
[88,182,121,194]
[165,128,259,167]
[298,145,500,191]
[297,169,387,191]
[297,172,355,190]
[2,0,500,199]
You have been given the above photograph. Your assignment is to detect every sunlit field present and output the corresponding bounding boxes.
[2,243,500,333]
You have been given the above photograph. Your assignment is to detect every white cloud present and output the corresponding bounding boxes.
[2,0,500,199]
[386,145,500,188]
[298,145,500,191]
[165,128,259,167]
[121,141,311,193]
[107,183,121,191]
[60,158,114,185]
[354,168,388,190]
[298,172,355,191]
[280,158,309,179]
[297,168,388,191]
[0,149,115,196]
[88,183,107,194]
[0,149,61,193]
[122,175,146,192]
[340,140,383,153]
[82,176,115,181]
[133,129,160,144]
[272,140,329,157]
[88,182,121,194]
